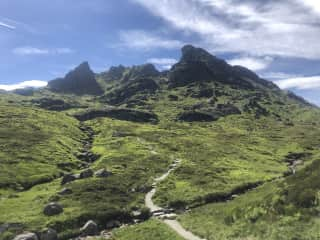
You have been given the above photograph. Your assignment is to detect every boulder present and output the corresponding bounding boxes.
[105,221,121,230]
[39,228,58,240]
[61,174,77,185]
[80,220,98,236]
[94,169,112,178]
[13,233,38,240]
[58,188,72,195]
[79,169,93,179]
[43,202,63,216]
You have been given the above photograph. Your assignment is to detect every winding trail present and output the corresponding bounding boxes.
[145,159,206,240]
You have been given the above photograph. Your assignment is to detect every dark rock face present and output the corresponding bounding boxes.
[74,108,159,124]
[215,104,241,116]
[103,78,159,105]
[43,202,63,216]
[13,232,38,240]
[169,45,277,91]
[123,64,159,81]
[80,220,98,236]
[169,45,232,88]
[48,62,103,95]
[244,98,269,118]
[100,65,126,82]
[178,104,241,122]
[178,111,217,122]
[31,98,73,111]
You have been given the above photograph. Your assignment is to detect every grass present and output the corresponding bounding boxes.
[1,76,320,239]
[111,219,185,240]
[178,158,320,240]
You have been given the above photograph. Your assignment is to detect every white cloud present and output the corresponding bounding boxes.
[132,0,320,59]
[0,21,15,30]
[0,80,48,91]
[227,56,273,71]
[147,58,178,70]
[275,76,320,90]
[13,47,74,56]
[118,30,183,50]
[147,58,177,65]
[261,72,301,80]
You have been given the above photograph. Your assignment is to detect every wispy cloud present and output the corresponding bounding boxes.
[227,56,273,71]
[147,58,178,70]
[132,0,320,59]
[0,80,47,91]
[118,30,183,50]
[275,76,320,90]
[13,47,74,56]
[0,21,15,30]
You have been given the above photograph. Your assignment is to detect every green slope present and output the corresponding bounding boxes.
[0,45,319,240]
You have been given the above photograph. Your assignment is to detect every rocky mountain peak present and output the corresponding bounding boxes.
[48,62,103,95]
[123,64,159,81]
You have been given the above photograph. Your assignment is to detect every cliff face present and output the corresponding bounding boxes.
[48,62,103,95]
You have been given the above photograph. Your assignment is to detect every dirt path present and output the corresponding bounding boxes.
[145,159,206,240]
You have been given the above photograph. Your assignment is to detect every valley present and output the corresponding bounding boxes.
[0,45,320,240]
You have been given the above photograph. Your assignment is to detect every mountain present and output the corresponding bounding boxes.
[48,62,103,95]
[0,45,319,240]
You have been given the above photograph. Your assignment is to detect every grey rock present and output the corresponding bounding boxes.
[43,202,63,216]
[61,174,76,185]
[80,220,98,236]
[58,188,72,195]
[105,220,120,230]
[94,169,112,178]
[39,228,57,240]
[79,169,93,179]
[13,232,38,240]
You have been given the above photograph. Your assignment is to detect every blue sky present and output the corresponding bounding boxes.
[0,0,320,105]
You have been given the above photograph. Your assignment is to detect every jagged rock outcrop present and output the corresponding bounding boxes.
[178,104,241,122]
[48,62,103,95]
[73,107,159,123]
[169,45,280,91]
[31,98,73,111]
[123,64,159,81]
[102,78,159,105]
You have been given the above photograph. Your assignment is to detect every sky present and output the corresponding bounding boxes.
[0,0,320,105]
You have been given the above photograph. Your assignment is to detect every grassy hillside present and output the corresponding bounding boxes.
[0,46,320,240]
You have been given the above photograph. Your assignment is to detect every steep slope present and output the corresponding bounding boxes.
[0,45,319,240]
[48,62,103,95]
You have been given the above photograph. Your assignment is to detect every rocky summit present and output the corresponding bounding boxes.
[0,45,320,240]
[48,62,103,95]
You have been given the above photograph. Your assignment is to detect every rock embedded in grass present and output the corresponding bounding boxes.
[58,188,72,195]
[39,228,58,240]
[61,174,77,185]
[79,169,94,179]
[80,220,98,236]
[13,232,38,240]
[43,202,63,216]
[94,168,112,178]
